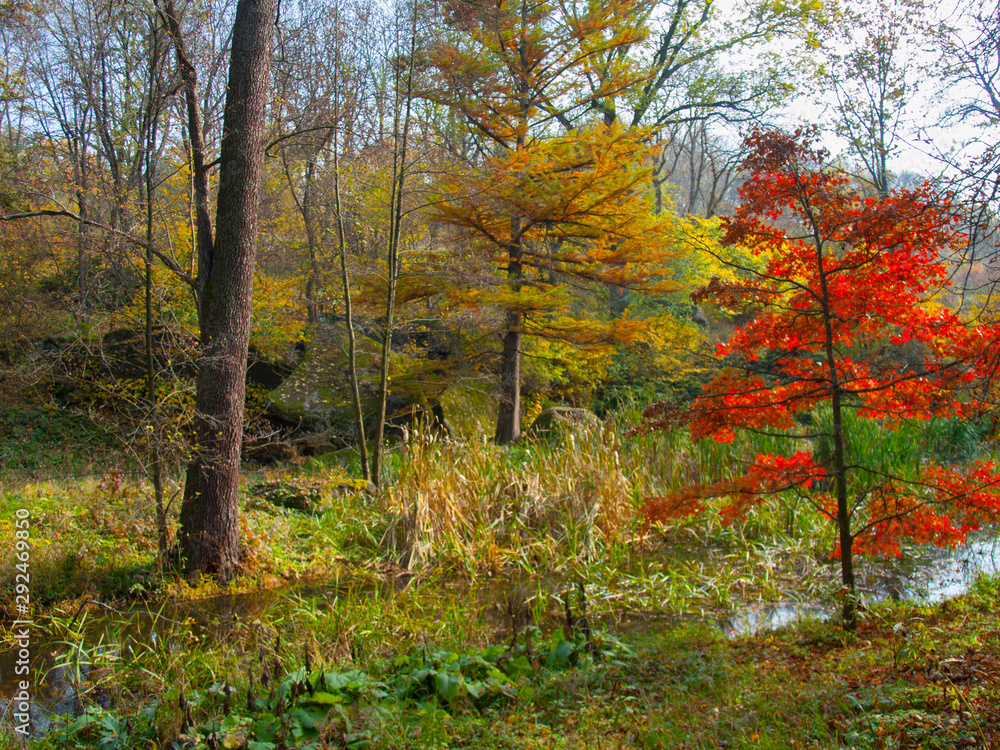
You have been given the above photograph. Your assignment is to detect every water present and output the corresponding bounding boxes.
[881,537,1000,603]
[3,535,999,730]
[721,534,1000,636]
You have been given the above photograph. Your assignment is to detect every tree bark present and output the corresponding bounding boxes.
[493,17,530,446]
[330,9,369,480]
[494,311,522,444]
[812,211,857,630]
[302,157,324,323]
[493,143,525,444]
[372,3,417,482]
[179,0,276,580]
[494,218,524,445]
[141,18,169,560]
[161,0,215,331]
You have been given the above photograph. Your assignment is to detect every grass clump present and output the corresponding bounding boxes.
[384,423,633,573]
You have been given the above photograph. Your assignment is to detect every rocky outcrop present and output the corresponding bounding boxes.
[266,319,449,448]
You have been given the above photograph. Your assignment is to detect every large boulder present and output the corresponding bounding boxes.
[267,318,448,446]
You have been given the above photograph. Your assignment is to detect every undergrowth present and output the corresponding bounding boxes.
[2,405,998,748]
[6,578,1000,749]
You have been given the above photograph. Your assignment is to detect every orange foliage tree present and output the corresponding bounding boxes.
[428,0,681,443]
[641,128,1000,629]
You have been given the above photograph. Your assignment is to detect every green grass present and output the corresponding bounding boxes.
[3,404,1000,749]
[10,579,1000,749]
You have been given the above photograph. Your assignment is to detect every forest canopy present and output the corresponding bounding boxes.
[0,0,999,578]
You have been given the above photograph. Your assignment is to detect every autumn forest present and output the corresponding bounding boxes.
[2,0,1000,747]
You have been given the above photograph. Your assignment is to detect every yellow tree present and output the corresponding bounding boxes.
[429,0,682,443]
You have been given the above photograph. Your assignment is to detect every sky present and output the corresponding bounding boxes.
[711,0,992,183]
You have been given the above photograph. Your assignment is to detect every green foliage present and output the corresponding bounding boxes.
[967,572,1000,602]
[35,626,634,750]
[250,479,327,514]
[812,408,991,487]
[0,406,116,478]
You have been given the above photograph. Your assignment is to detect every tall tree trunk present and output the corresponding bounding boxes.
[813,222,857,630]
[334,169,368,480]
[330,5,369,480]
[161,0,215,332]
[372,4,416,483]
[179,0,276,580]
[145,177,168,560]
[494,107,528,445]
[494,20,531,446]
[142,19,169,560]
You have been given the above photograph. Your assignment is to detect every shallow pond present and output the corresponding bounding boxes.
[722,534,1000,635]
[2,534,998,731]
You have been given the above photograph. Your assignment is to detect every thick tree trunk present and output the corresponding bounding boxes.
[179,0,276,580]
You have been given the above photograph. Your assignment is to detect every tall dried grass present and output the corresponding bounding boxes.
[384,423,633,571]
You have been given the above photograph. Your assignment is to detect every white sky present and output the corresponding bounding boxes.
[712,0,991,182]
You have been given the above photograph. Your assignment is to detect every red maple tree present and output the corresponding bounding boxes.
[641,128,1000,629]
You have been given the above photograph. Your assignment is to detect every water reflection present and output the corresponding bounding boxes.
[3,535,999,729]
[721,603,830,635]
[721,534,1000,636]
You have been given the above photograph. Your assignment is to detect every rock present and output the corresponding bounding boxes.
[267,318,449,442]
[246,348,297,390]
[251,479,325,514]
[526,407,602,439]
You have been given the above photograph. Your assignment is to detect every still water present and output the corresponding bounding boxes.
[2,535,998,731]
[721,535,1000,635]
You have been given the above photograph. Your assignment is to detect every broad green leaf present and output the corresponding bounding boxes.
[304,691,344,705]
[435,670,464,703]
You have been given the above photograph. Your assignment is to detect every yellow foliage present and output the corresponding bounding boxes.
[251,273,307,359]
[522,336,612,406]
